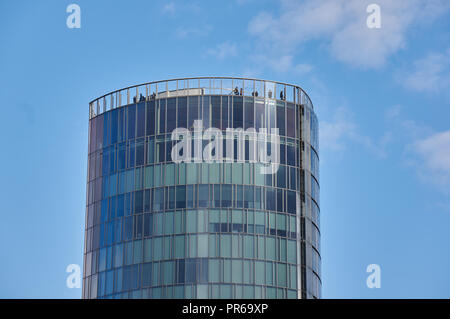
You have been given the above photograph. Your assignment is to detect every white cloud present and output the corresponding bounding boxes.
[294,63,313,74]
[206,42,238,60]
[401,48,450,93]
[163,2,175,14]
[384,104,402,120]
[248,0,450,69]
[175,25,212,38]
[385,105,449,191]
[384,104,434,139]
[320,107,391,157]
[320,107,356,151]
[251,54,313,74]
[412,130,450,189]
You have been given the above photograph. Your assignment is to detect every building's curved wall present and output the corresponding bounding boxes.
[83,92,320,299]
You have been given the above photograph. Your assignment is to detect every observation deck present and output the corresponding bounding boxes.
[89,77,313,119]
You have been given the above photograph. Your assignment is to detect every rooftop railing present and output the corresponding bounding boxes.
[89,77,313,119]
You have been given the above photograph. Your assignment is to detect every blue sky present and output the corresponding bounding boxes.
[0,0,449,298]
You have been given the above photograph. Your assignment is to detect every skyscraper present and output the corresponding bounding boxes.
[83,77,320,299]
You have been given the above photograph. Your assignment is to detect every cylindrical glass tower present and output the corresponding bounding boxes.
[82,77,320,299]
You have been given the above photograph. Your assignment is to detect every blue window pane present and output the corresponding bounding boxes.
[236,185,243,208]
[158,99,166,134]
[277,165,286,188]
[286,103,295,138]
[118,143,126,170]
[134,214,143,239]
[287,190,296,214]
[266,188,275,211]
[176,186,186,209]
[178,97,187,128]
[277,189,283,212]
[244,98,254,129]
[221,96,229,130]
[287,145,296,166]
[277,104,285,136]
[123,216,133,240]
[233,96,243,128]
[142,263,152,287]
[110,109,118,144]
[152,188,164,211]
[211,96,221,129]
[167,98,176,133]
[136,102,145,137]
[117,194,124,217]
[188,96,199,129]
[136,138,145,166]
[177,259,185,284]
[199,185,209,207]
[127,105,136,140]
[118,108,125,143]
[244,186,254,208]
[222,185,232,207]
[146,100,155,136]
[203,96,210,128]
[134,191,143,214]
[144,213,153,237]
[185,259,196,283]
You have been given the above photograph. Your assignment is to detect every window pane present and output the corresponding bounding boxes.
[220,234,231,258]
[276,103,285,136]
[165,164,175,186]
[221,96,229,130]
[178,97,187,128]
[244,98,254,129]
[203,96,210,128]
[209,259,220,282]
[146,100,155,136]
[186,210,197,233]
[211,96,221,128]
[233,96,243,128]
[127,105,136,140]
[157,99,166,134]
[136,102,145,137]
[167,98,176,133]
[266,188,276,211]
[188,96,199,129]
[176,185,186,209]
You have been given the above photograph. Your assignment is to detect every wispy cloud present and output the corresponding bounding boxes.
[247,0,450,69]
[175,25,212,38]
[163,2,176,14]
[320,107,391,157]
[399,48,450,93]
[384,105,449,192]
[384,104,402,120]
[411,130,450,190]
[206,42,238,60]
[320,107,357,151]
[250,54,313,74]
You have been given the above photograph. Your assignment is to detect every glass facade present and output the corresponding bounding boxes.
[83,77,320,299]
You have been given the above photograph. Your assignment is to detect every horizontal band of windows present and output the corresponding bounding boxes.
[88,140,300,181]
[86,213,302,255]
[84,233,303,277]
[87,185,300,229]
[88,283,299,299]
[86,258,298,298]
[89,96,304,153]
[87,165,300,206]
